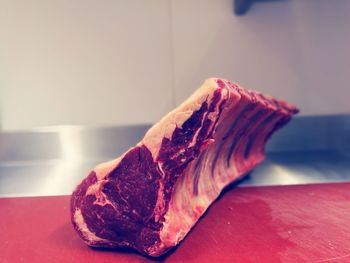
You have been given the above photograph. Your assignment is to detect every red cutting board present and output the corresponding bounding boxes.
[1,183,350,263]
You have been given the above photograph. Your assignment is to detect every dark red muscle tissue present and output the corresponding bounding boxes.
[71,78,298,256]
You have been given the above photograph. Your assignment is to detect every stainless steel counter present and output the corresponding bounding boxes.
[1,115,350,197]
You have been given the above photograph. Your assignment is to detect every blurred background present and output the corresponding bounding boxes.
[2,2,350,261]
[1,0,349,131]
[1,0,350,197]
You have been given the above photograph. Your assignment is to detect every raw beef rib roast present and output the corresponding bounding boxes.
[71,78,298,256]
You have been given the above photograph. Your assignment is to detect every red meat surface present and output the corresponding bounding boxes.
[71,78,298,256]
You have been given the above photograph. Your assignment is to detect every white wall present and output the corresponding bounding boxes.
[1,0,350,130]
[0,0,173,130]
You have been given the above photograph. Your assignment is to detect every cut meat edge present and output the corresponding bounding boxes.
[70,78,299,257]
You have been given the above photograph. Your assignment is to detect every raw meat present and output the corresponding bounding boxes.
[71,78,298,257]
